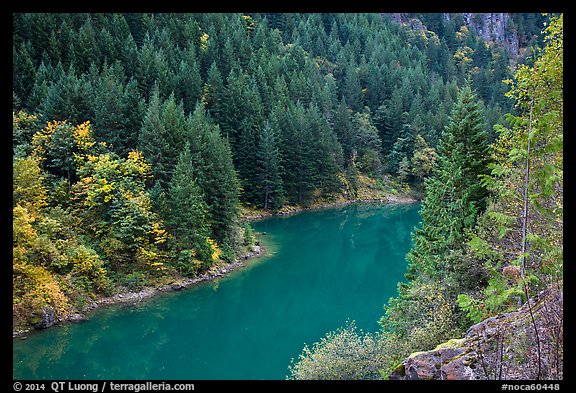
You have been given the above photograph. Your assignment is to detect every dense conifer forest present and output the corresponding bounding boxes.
[13,12,562,379]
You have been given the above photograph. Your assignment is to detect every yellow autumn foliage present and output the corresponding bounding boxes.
[127,150,152,179]
[13,262,70,324]
[31,120,64,163]
[13,205,37,248]
[207,238,222,262]
[200,32,209,51]
[73,121,96,152]
[13,156,48,216]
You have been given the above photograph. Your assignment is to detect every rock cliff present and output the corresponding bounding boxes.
[458,13,519,57]
[389,287,563,380]
[387,13,520,59]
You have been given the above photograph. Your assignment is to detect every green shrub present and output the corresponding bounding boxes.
[288,321,387,380]
[117,271,148,291]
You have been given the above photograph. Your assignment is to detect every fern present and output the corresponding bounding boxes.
[456,294,484,324]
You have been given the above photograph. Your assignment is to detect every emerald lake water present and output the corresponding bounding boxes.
[13,202,420,380]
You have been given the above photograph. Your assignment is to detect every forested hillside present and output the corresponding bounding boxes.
[13,13,527,207]
[13,12,561,375]
[289,14,562,380]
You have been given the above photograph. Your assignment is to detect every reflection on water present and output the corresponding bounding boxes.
[13,202,420,380]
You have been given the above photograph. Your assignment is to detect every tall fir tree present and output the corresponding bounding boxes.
[202,61,225,121]
[256,120,284,210]
[117,77,146,155]
[137,83,171,188]
[407,85,490,280]
[168,143,213,267]
[184,103,241,243]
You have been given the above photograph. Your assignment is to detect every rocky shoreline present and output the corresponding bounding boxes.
[242,195,419,221]
[13,245,264,339]
[15,196,419,338]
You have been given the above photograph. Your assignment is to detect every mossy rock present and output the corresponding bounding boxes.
[391,363,405,377]
[434,338,466,351]
[28,305,56,329]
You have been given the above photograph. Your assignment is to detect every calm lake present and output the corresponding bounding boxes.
[13,202,420,380]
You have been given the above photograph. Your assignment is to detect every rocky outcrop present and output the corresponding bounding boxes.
[390,287,563,380]
[459,13,519,58]
[30,305,56,329]
[387,13,521,59]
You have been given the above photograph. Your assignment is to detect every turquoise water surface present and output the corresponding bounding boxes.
[13,202,420,380]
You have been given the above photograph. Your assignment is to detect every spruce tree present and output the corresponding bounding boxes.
[28,61,50,110]
[75,16,101,73]
[343,61,363,111]
[118,77,145,155]
[13,42,37,106]
[285,102,317,206]
[407,85,490,280]
[309,103,342,195]
[168,143,212,266]
[137,83,171,188]
[333,98,354,162]
[135,33,157,98]
[256,120,284,210]
[203,61,225,121]
[175,57,202,115]
[92,62,125,152]
[205,126,241,242]
[184,103,241,243]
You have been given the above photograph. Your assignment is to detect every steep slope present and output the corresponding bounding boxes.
[389,286,563,380]
[387,13,548,62]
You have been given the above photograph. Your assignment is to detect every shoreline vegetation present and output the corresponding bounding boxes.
[241,173,421,221]
[12,12,562,380]
[13,189,418,339]
[13,245,265,339]
[242,194,419,222]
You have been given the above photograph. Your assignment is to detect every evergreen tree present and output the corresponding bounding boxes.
[407,85,490,280]
[28,61,50,110]
[39,63,93,124]
[374,89,404,155]
[13,42,37,109]
[184,103,241,243]
[168,143,213,267]
[333,98,354,161]
[154,50,177,99]
[121,33,138,77]
[281,102,317,206]
[202,61,225,121]
[92,62,125,151]
[75,16,101,73]
[343,61,363,111]
[351,109,383,174]
[137,83,171,188]
[117,77,146,155]
[398,156,410,186]
[175,57,202,115]
[308,103,342,195]
[458,15,564,324]
[256,120,284,210]
[387,125,415,176]
[135,33,157,98]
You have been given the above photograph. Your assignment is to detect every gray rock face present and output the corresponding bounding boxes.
[389,288,563,380]
[460,13,519,57]
[386,13,520,59]
[32,306,56,329]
